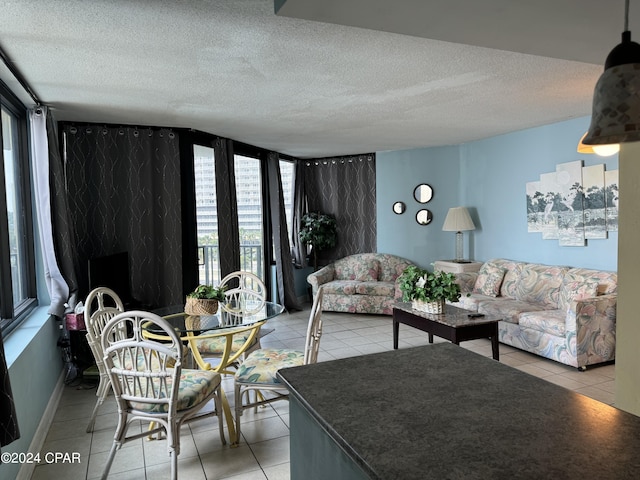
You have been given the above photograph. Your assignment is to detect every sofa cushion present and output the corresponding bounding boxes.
[489,259,526,298]
[563,268,617,296]
[519,310,567,337]
[355,281,395,296]
[513,264,568,309]
[322,280,359,295]
[477,298,548,324]
[335,256,379,281]
[557,279,599,312]
[473,263,506,297]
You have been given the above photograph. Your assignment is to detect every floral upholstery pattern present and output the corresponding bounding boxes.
[335,257,379,281]
[452,258,617,369]
[234,348,304,384]
[129,369,220,413]
[473,263,506,297]
[563,268,617,295]
[355,282,395,296]
[519,310,567,336]
[453,272,477,294]
[557,280,599,312]
[307,253,415,315]
[195,332,250,355]
[490,259,526,298]
[514,265,568,309]
[321,280,359,295]
[479,298,549,324]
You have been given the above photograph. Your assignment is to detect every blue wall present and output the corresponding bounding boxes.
[377,116,619,272]
[1,205,63,480]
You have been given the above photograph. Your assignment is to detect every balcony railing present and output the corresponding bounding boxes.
[198,243,263,285]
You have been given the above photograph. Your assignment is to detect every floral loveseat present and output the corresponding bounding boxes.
[451,258,617,370]
[307,253,414,315]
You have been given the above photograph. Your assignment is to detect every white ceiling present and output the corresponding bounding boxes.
[0,0,634,158]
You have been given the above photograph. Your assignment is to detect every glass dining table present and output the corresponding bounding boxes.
[147,300,285,444]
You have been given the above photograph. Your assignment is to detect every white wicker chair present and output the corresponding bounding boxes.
[193,271,268,369]
[100,310,225,480]
[84,287,124,433]
[233,287,324,444]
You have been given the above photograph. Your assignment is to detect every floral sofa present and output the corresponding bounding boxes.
[307,253,414,315]
[451,258,617,370]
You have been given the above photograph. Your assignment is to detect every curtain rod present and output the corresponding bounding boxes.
[0,42,41,106]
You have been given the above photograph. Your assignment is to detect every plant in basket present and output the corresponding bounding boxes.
[185,284,227,315]
[398,265,462,313]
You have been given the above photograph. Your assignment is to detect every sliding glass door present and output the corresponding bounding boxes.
[193,145,220,285]
[234,154,264,281]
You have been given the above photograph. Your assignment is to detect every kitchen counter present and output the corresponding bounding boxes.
[277,343,640,479]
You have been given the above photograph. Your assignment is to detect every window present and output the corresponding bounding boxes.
[279,159,295,240]
[193,144,220,285]
[0,83,36,335]
[234,154,264,281]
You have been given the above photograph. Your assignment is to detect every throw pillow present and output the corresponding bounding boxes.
[473,263,506,297]
[558,280,599,312]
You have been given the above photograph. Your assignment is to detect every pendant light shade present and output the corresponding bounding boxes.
[583,1,640,145]
[577,132,620,156]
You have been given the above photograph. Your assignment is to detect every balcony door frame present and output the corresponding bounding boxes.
[179,131,274,301]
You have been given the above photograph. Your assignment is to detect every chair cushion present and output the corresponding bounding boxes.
[235,348,304,384]
[113,349,178,370]
[195,332,251,355]
[473,263,506,297]
[129,369,221,413]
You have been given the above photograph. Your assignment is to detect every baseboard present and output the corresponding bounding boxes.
[16,369,66,480]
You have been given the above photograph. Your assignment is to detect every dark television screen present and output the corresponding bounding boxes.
[87,252,132,304]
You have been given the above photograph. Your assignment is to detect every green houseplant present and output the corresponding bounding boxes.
[185,284,227,315]
[298,212,338,270]
[398,265,462,313]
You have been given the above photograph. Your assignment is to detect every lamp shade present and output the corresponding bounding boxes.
[442,207,475,232]
[583,21,640,145]
[577,132,620,156]
[582,63,640,145]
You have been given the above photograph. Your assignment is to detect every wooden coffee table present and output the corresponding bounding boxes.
[393,303,501,360]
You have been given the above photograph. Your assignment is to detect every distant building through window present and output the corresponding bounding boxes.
[193,147,294,285]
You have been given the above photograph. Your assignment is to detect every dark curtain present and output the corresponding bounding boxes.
[213,137,241,277]
[0,327,19,448]
[266,153,301,311]
[59,125,182,308]
[304,153,377,265]
[48,111,80,311]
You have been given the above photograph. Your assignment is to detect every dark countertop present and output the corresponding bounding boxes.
[278,343,640,480]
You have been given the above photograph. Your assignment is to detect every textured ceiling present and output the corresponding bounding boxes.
[0,0,630,158]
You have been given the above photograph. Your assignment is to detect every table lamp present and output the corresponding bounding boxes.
[442,207,476,263]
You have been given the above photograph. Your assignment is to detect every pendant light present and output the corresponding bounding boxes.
[583,0,640,146]
[577,132,620,156]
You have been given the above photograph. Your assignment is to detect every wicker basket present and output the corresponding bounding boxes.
[412,299,445,314]
[185,297,219,315]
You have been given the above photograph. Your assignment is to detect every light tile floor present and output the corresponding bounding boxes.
[32,307,616,480]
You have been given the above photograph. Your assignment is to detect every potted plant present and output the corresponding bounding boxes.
[185,284,227,315]
[398,265,462,314]
[298,212,338,270]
